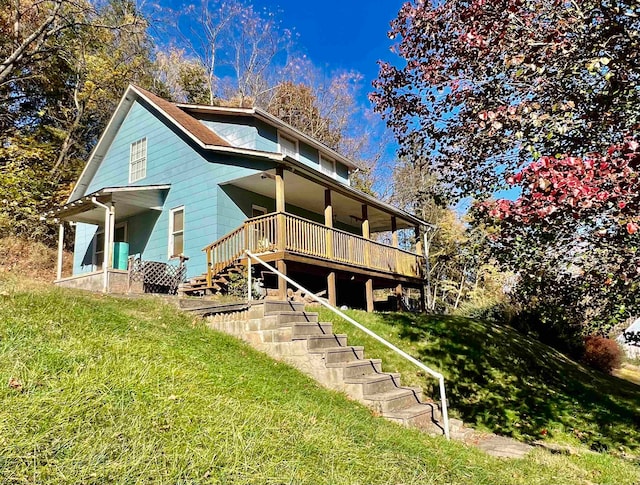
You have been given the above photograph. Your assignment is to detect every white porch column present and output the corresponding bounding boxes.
[56,222,64,280]
[92,197,111,293]
[108,203,116,268]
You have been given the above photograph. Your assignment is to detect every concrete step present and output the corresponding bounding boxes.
[291,322,333,338]
[322,346,366,364]
[327,358,383,377]
[274,311,319,324]
[363,387,424,413]
[306,334,348,350]
[261,300,306,314]
[344,373,402,395]
[384,403,444,434]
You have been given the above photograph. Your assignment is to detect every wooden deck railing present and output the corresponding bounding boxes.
[203,212,425,285]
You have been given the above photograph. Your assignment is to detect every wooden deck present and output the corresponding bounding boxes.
[203,212,425,288]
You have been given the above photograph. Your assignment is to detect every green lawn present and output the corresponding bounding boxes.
[319,307,640,457]
[0,281,638,484]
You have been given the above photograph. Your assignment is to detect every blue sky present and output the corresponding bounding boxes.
[248,0,404,93]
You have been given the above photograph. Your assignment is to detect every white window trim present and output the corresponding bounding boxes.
[251,204,268,217]
[277,132,299,160]
[114,222,128,243]
[168,206,185,259]
[320,154,336,177]
[129,137,147,183]
[94,229,105,270]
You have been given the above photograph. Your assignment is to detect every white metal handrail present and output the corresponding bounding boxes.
[245,249,450,440]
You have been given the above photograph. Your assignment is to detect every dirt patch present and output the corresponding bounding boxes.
[0,237,72,283]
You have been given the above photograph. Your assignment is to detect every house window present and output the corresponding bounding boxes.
[94,231,105,269]
[129,137,147,182]
[320,155,336,177]
[278,133,298,160]
[169,206,184,258]
[252,205,268,218]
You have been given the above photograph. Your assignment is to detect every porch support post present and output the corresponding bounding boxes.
[362,204,370,269]
[327,272,337,307]
[56,222,64,280]
[325,189,336,306]
[277,260,287,300]
[395,283,403,311]
[391,216,398,247]
[91,197,111,293]
[275,166,287,298]
[415,226,423,255]
[361,205,370,239]
[391,216,399,274]
[275,166,285,213]
[108,203,115,269]
[324,190,333,228]
[365,278,374,313]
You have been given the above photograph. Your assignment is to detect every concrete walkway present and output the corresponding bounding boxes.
[457,430,533,458]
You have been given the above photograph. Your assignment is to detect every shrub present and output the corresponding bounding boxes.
[582,336,623,373]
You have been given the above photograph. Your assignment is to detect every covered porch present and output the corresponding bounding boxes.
[207,163,430,311]
[51,185,173,293]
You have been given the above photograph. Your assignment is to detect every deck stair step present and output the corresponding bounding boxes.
[179,261,245,296]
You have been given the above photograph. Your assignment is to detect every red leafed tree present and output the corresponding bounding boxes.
[373,0,640,339]
[474,139,640,338]
[372,0,640,200]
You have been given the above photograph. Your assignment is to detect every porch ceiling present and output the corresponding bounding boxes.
[51,185,170,225]
[223,171,416,232]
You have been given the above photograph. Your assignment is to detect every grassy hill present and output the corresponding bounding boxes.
[320,308,640,455]
[0,279,639,484]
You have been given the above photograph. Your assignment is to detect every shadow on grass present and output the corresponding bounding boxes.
[379,313,640,452]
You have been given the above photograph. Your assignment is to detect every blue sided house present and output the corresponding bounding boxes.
[52,85,430,311]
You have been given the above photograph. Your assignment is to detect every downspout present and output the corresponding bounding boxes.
[91,197,111,293]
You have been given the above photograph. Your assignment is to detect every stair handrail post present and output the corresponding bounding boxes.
[245,249,450,440]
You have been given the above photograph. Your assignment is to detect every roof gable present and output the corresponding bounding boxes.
[68,85,273,202]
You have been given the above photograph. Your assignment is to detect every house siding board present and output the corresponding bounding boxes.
[255,119,278,152]
[200,117,257,149]
[73,222,98,274]
[75,99,262,279]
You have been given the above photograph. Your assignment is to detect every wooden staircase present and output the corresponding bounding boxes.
[179,262,244,296]
[199,300,470,439]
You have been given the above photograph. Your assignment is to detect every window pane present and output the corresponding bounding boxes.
[320,156,334,176]
[173,233,183,256]
[114,226,126,242]
[280,136,296,158]
[173,209,184,232]
[129,138,147,182]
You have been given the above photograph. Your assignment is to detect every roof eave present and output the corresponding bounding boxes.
[176,103,360,171]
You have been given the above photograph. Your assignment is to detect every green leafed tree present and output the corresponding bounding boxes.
[0,0,160,243]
